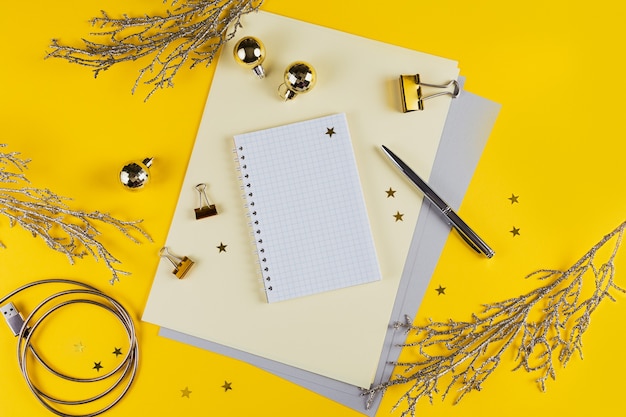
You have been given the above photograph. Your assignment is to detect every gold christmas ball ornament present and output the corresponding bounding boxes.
[278,61,317,101]
[233,36,266,79]
[120,157,153,190]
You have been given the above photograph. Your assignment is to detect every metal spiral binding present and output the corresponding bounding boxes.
[233,146,273,300]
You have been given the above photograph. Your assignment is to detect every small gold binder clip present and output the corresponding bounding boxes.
[194,183,218,219]
[399,74,460,112]
[159,247,194,279]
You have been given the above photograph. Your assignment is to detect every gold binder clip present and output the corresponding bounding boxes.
[159,247,194,279]
[399,74,460,112]
[194,183,218,219]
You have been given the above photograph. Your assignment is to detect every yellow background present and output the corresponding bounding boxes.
[1,0,624,416]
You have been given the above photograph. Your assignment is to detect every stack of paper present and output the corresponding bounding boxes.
[143,10,458,388]
[144,10,499,414]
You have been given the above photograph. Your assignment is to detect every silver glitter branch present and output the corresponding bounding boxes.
[364,220,626,416]
[0,145,151,284]
[46,0,264,100]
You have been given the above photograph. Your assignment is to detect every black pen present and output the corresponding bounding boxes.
[381,145,494,258]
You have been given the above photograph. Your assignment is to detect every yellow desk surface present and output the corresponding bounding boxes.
[1,1,624,416]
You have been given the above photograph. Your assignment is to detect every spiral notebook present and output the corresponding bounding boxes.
[234,113,381,303]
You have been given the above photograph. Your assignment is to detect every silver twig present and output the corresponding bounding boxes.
[46,0,264,100]
[363,220,625,416]
[0,145,151,284]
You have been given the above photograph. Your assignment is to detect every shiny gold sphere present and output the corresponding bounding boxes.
[233,36,266,78]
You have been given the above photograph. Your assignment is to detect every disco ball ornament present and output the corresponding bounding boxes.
[120,157,153,190]
[278,61,317,101]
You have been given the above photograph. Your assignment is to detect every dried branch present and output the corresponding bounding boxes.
[363,220,626,416]
[46,0,264,100]
[0,145,151,284]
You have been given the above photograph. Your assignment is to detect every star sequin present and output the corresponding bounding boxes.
[222,381,233,392]
[510,226,521,237]
[93,362,103,372]
[217,242,227,253]
[181,387,192,398]
[325,127,336,138]
[436,285,446,295]
[393,211,404,222]
[112,347,122,357]
[508,194,520,204]
[386,188,396,198]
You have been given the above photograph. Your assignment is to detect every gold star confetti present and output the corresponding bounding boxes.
[217,242,227,253]
[222,381,233,392]
[510,226,521,237]
[112,347,122,357]
[386,188,396,198]
[508,193,520,204]
[393,211,404,222]
[325,127,335,137]
[93,362,103,372]
[436,285,446,295]
[74,342,85,352]
[181,387,192,398]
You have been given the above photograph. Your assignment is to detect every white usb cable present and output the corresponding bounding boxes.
[1,279,139,417]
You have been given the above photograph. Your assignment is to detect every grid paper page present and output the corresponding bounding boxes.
[234,113,381,302]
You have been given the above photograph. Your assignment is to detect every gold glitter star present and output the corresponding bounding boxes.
[93,362,103,372]
[222,381,233,392]
[436,285,446,295]
[508,193,519,204]
[325,127,335,137]
[181,387,192,398]
[510,226,521,237]
[386,188,396,198]
[217,242,227,253]
[393,211,404,222]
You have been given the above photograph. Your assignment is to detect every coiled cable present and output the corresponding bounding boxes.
[1,279,138,417]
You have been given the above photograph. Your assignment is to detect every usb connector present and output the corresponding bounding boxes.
[1,302,25,336]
